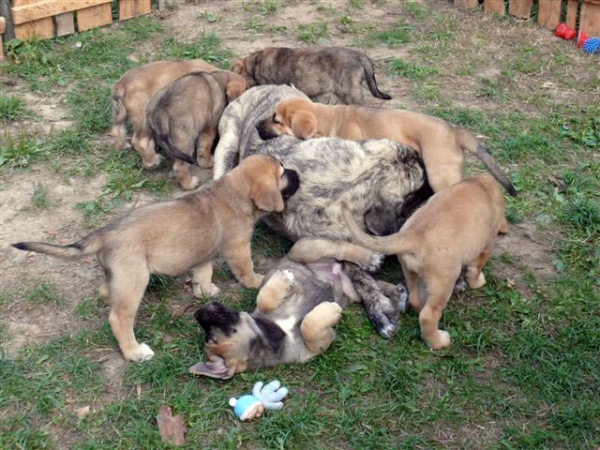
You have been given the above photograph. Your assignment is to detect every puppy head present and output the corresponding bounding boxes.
[230,54,258,87]
[238,155,300,213]
[256,98,317,140]
[190,302,257,379]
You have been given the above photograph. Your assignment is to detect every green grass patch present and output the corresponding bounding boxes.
[0,95,34,121]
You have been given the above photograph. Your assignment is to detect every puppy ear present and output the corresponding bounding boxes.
[189,356,234,379]
[290,110,317,139]
[230,60,245,75]
[225,80,247,102]
[251,178,285,213]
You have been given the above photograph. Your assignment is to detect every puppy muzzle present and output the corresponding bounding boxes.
[256,119,280,140]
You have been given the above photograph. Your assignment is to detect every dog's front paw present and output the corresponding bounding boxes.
[142,153,163,169]
[362,252,384,272]
[123,343,155,362]
[271,269,296,291]
[453,278,468,294]
[363,292,400,339]
[194,283,221,298]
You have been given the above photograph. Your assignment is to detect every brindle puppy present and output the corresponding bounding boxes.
[190,238,407,379]
[144,70,247,190]
[231,46,391,105]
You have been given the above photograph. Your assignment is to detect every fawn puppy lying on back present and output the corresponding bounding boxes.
[342,174,509,350]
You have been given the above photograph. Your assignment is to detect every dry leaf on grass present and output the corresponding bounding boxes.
[156,406,186,445]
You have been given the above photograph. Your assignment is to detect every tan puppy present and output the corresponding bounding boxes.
[144,70,247,190]
[231,46,391,105]
[342,175,509,350]
[190,238,399,379]
[257,97,517,196]
[111,59,218,168]
[12,155,300,362]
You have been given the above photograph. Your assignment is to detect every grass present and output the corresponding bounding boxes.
[1,1,599,449]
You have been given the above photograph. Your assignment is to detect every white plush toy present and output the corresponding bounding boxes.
[229,380,289,421]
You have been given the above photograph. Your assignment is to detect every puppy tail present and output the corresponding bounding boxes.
[458,129,518,197]
[341,204,410,255]
[110,85,128,151]
[145,107,197,166]
[12,232,104,260]
[362,56,392,100]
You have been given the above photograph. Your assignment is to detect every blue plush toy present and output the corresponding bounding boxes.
[229,380,289,421]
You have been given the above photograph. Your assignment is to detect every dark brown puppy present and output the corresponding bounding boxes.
[111,59,219,168]
[190,238,406,379]
[231,46,391,105]
[342,175,509,350]
[257,97,517,196]
[12,155,299,362]
[144,70,247,190]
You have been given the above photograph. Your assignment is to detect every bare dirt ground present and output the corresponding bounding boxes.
[0,0,568,373]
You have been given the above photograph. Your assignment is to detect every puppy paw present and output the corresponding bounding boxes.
[425,330,451,350]
[194,283,221,298]
[361,252,384,272]
[181,176,200,191]
[311,302,343,326]
[393,283,409,313]
[124,343,155,362]
[468,272,487,289]
[453,278,468,294]
[271,269,296,291]
[142,153,162,169]
[363,292,400,339]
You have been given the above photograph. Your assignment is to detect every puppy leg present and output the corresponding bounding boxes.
[173,160,200,190]
[256,270,296,313]
[402,266,423,313]
[196,128,217,169]
[222,240,263,288]
[132,130,162,169]
[300,302,342,354]
[466,247,493,289]
[107,270,154,362]
[191,262,221,297]
[418,275,456,350]
[287,238,383,271]
[377,280,408,314]
[343,262,400,338]
[422,149,464,193]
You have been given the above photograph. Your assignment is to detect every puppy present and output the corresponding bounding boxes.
[342,174,509,350]
[144,70,247,190]
[111,59,219,168]
[213,85,430,338]
[231,46,391,105]
[257,97,517,196]
[190,238,407,379]
[213,85,308,179]
[12,155,300,362]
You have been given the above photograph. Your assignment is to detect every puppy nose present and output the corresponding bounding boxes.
[256,119,277,140]
[281,169,300,200]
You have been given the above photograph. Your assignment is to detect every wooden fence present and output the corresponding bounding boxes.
[454,0,600,37]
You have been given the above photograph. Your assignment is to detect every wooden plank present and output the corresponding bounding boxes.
[12,0,112,25]
[483,0,505,15]
[54,12,74,37]
[580,0,600,35]
[565,0,579,29]
[14,0,55,40]
[537,0,562,29]
[119,0,152,20]
[77,3,112,32]
[0,16,5,60]
[453,0,479,8]
[509,0,533,19]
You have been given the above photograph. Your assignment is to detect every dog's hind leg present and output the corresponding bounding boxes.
[466,247,492,289]
[191,262,221,297]
[196,128,217,169]
[300,302,342,354]
[107,269,154,362]
[257,270,296,313]
[343,262,400,338]
[418,275,456,350]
